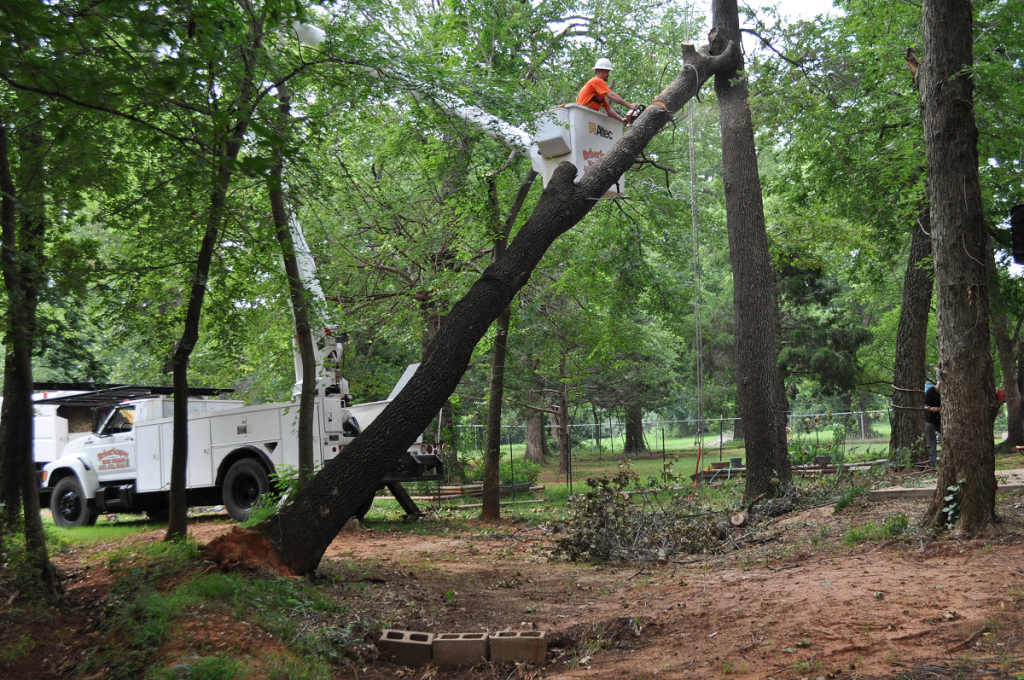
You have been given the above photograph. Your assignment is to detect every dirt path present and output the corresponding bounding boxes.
[191,498,1024,678]
[6,497,1024,679]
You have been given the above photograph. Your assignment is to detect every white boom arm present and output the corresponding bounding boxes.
[284,25,547,404]
[286,206,349,401]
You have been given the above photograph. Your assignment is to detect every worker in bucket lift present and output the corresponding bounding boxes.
[577,58,637,124]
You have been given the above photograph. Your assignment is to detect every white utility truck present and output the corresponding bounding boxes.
[39,191,444,527]
[38,360,442,527]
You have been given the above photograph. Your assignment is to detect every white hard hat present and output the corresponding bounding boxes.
[593,58,614,71]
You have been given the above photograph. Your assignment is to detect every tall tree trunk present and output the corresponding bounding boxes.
[524,358,551,463]
[167,27,261,540]
[709,0,790,499]
[237,42,743,576]
[481,169,536,519]
[985,234,1024,449]
[992,314,1023,448]
[920,0,997,533]
[524,410,549,463]
[0,118,59,595]
[889,208,933,467]
[269,80,317,489]
[1018,334,1024,406]
[622,405,646,454]
[0,124,21,535]
[557,376,570,475]
[481,305,510,520]
[0,354,22,548]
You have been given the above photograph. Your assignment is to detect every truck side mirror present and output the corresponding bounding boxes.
[91,408,102,434]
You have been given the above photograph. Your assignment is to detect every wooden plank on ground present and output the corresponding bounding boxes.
[453,499,547,509]
[869,483,1024,501]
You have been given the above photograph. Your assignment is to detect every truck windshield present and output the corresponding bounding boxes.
[97,406,135,436]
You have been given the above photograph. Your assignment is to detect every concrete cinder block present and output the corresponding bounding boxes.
[432,632,489,666]
[377,629,434,666]
[489,630,547,665]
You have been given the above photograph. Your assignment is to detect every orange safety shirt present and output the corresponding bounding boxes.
[577,77,611,111]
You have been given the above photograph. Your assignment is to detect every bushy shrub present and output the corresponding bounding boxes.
[499,458,541,485]
[464,457,541,485]
[553,470,719,563]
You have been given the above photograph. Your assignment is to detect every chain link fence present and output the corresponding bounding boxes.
[450,409,892,491]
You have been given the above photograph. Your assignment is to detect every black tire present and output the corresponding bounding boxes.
[354,494,375,520]
[222,458,270,522]
[50,476,96,528]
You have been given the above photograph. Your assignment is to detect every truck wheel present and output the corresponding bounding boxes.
[354,494,375,519]
[50,476,97,528]
[222,458,269,522]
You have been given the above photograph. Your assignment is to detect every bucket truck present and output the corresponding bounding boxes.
[37,212,445,528]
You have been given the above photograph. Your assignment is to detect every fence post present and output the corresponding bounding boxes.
[661,426,666,481]
[609,417,613,457]
[719,417,723,461]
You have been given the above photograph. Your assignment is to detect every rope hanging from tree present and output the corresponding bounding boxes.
[682,6,707,494]
[686,8,705,451]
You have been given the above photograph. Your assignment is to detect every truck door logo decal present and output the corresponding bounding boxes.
[588,122,613,139]
[98,448,130,471]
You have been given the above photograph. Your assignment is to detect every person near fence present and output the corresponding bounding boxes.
[924,381,941,468]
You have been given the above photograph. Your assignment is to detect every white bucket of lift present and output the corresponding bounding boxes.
[530,104,625,198]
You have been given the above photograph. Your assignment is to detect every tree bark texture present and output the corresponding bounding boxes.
[247,41,743,575]
[985,234,1024,449]
[622,405,646,454]
[481,169,536,519]
[709,0,790,499]
[889,208,933,466]
[167,24,261,539]
[269,82,317,489]
[523,357,550,463]
[168,117,254,539]
[920,0,998,533]
[481,304,510,520]
[0,118,59,595]
[524,410,550,463]
[0,122,21,531]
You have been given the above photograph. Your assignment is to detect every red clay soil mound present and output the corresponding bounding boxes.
[203,527,294,576]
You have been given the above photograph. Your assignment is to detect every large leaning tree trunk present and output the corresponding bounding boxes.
[985,233,1024,449]
[709,0,791,500]
[920,0,998,533]
[269,78,318,489]
[216,40,742,576]
[889,207,933,467]
[481,169,536,520]
[167,32,260,540]
[0,117,59,596]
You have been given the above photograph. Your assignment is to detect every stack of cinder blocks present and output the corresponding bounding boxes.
[377,629,547,667]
